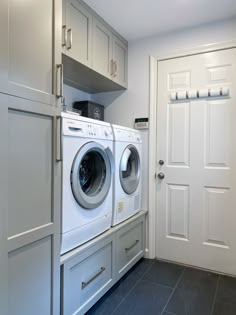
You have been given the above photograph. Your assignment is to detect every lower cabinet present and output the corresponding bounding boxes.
[61,212,146,315]
[116,217,145,280]
[62,236,115,315]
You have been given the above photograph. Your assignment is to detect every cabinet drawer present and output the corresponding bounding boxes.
[116,217,145,279]
[62,237,114,315]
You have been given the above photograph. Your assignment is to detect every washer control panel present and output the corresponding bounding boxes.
[63,118,113,140]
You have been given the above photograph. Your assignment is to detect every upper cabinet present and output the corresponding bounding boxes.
[0,0,62,106]
[62,0,128,92]
[92,18,113,80]
[63,0,92,68]
[92,18,128,88]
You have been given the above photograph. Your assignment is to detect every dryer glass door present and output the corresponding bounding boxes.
[120,144,140,195]
[71,142,112,209]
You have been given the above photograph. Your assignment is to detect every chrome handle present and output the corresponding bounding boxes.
[158,172,165,180]
[56,116,62,162]
[56,64,63,99]
[62,25,67,47]
[113,61,117,77]
[110,59,114,76]
[81,267,106,289]
[125,240,139,251]
[67,28,72,50]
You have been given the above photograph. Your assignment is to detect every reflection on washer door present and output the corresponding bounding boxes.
[120,145,140,195]
[79,151,106,196]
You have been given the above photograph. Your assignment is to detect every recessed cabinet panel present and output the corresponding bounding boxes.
[113,35,128,87]
[62,238,114,315]
[8,109,53,238]
[66,0,92,67]
[116,218,144,278]
[8,237,52,315]
[0,0,55,104]
[92,18,113,79]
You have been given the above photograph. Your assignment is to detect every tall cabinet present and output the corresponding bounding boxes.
[0,0,62,314]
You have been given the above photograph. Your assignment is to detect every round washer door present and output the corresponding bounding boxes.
[119,144,140,195]
[71,142,112,209]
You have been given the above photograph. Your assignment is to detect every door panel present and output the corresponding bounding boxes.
[0,94,61,314]
[8,237,52,315]
[112,35,128,87]
[66,0,92,67]
[0,0,56,105]
[156,48,236,275]
[92,18,112,79]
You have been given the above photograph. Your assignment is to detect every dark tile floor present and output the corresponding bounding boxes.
[86,259,236,315]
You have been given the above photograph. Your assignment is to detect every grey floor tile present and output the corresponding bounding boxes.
[86,289,123,315]
[111,258,154,298]
[212,275,236,315]
[212,301,236,315]
[112,280,173,315]
[165,268,219,315]
[143,260,184,288]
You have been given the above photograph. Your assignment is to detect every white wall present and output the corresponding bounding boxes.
[104,18,236,213]
[63,84,92,110]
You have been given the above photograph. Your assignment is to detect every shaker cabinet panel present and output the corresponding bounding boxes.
[0,0,58,105]
[8,237,52,315]
[92,18,113,79]
[64,0,92,67]
[112,35,128,88]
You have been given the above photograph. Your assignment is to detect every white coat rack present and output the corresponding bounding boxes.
[170,87,230,101]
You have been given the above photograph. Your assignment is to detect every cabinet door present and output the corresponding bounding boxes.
[112,35,128,88]
[0,94,61,315]
[0,0,59,105]
[92,18,113,79]
[65,0,92,67]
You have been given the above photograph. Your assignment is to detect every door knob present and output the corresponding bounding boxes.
[159,160,164,165]
[158,172,165,180]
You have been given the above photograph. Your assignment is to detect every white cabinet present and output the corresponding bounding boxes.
[61,212,146,315]
[0,0,62,105]
[63,0,92,67]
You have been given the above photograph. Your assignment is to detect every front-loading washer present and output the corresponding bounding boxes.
[61,112,114,254]
[112,124,142,226]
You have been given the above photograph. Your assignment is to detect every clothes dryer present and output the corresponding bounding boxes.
[112,124,142,226]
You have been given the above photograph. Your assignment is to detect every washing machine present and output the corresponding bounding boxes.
[61,112,114,254]
[112,124,142,226]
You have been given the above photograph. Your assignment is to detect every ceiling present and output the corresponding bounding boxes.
[84,0,236,41]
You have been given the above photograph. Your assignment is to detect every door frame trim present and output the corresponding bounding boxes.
[148,40,236,259]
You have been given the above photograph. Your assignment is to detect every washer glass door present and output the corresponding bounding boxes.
[120,144,140,195]
[71,142,112,209]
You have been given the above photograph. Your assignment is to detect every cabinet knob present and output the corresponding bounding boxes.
[159,160,164,165]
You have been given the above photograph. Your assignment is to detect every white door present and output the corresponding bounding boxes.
[156,48,236,275]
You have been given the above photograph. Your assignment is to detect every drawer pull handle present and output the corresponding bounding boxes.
[81,267,106,289]
[125,240,139,252]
